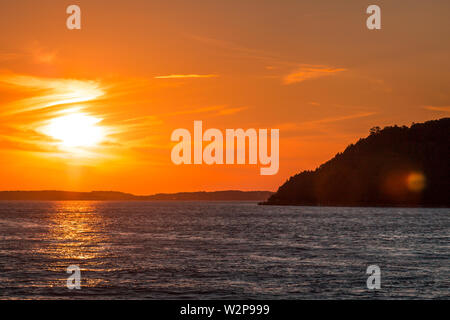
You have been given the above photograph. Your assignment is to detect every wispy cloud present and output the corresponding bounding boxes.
[154,74,218,79]
[162,105,247,117]
[120,105,246,134]
[217,106,247,115]
[0,42,58,65]
[188,34,297,67]
[28,41,58,64]
[424,105,450,112]
[161,105,225,116]
[277,111,377,138]
[284,65,347,84]
[0,73,104,116]
[126,105,247,122]
[302,112,377,125]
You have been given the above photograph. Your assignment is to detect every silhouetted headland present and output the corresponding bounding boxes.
[263,118,450,207]
[0,190,273,201]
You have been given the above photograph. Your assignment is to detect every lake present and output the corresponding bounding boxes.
[0,201,448,299]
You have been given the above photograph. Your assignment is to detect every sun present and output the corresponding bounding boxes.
[44,112,105,148]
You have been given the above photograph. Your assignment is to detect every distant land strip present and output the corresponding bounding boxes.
[0,190,274,201]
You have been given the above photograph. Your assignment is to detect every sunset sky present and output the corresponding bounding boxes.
[1,0,449,194]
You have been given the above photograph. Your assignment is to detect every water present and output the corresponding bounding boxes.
[0,201,448,299]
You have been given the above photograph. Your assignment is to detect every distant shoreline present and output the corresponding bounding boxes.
[0,190,274,202]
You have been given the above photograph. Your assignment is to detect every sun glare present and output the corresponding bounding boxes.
[44,113,105,148]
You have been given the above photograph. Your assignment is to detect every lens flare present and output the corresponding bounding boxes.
[407,172,426,192]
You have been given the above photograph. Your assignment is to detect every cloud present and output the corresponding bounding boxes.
[0,42,57,65]
[276,111,377,138]
[0,73,104,116]
[121,105,246,133]
[154,74,218,79]
[217,106,247,115]
[29,42,58,64]
[161,105,246,117]
[302,112,377,125]
[188,34,296,67]
[0,137,59,153]
[126,105,246,122]
[161,105,225,116]
[424,105,450,112]
[283,65,347,84]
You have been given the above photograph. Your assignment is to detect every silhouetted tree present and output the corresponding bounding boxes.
[370,126,381,135]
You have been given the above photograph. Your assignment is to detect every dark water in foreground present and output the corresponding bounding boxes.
[0,201,448,299]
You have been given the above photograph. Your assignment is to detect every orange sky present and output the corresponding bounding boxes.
[0,0,449,194]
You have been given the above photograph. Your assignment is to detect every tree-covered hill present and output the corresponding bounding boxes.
[263,118,450,207]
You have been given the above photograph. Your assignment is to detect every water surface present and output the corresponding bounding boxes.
[0,201,448,299]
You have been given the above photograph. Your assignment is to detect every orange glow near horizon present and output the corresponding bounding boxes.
[0,1,449,194]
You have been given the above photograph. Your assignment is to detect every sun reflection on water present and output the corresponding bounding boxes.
[43,202,112,288]
[46,202,106,260]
